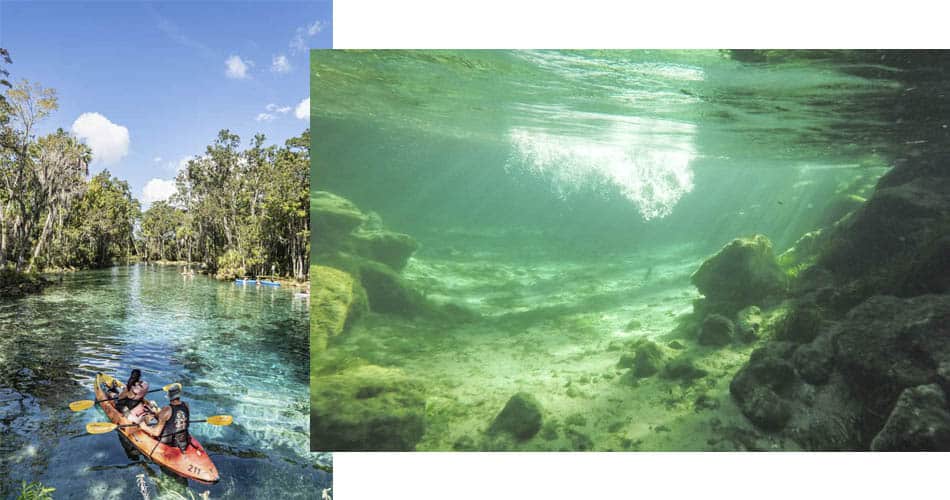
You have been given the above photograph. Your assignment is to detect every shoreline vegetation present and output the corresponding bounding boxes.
[0,49,310,298]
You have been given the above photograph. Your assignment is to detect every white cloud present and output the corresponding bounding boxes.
[142,178,177,205]
[225,55,252,79]
[290,20,327,54]
[256,113,276,122]
[70,113,130,165]
[266,103,291,114]
[271,54,292,73]
[165,156,191,173]
[294,97,310,120]
[153,156,162,163]
[307,20,325,36]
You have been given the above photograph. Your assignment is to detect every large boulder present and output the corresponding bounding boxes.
[311,265,367,353]
[835,294,950,404]
[819,176,950,296]
[488,392,543,441]
[311,364,427,451]
[313,191,369,238]
[352,230,420,271]
[870,384,950,451]
[691,234,787,313]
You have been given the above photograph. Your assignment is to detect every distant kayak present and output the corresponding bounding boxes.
[235,279,257,285]
[260,280,280,287]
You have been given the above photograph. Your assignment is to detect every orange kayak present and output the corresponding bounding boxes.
[95,373,219,483]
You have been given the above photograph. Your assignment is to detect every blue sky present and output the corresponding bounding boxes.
[0,0,330,207]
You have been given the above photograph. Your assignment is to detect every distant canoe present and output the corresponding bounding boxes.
[260,280,280,287]
[235,279,257,285]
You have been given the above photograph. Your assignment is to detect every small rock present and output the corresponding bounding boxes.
[735,305,762,343]
[698,314,734,347]
[661,357,708,382]
[625,319,643,331]
[488,392,543,441]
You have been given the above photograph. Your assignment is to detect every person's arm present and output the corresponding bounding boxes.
[138,407,170,437]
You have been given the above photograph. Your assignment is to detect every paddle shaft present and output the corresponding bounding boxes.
[97,388,163,404]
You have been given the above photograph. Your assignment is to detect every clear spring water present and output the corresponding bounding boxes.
[0,265,329,499]
[311,50,947,450]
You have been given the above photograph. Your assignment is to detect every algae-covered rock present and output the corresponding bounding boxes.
[311,265,368,353]
[311,364,426,451]
[352,230,420,271]
[819,176,950,295]
[698,314,734,347]
[313,191,369,237]
[691,234,787,313]
[358,260,427,316]
[775,303,822,344]
[870,384,950,451]
[488,392,543,441]
[735,305,763,343]
[819,193,866,227]
[661,356,708,382]
[792,334,835,385]
[835,294,950,400]
[730,342,799,431]
[618,339,667,378]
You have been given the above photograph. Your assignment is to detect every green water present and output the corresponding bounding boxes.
[312,50,947,450]
[0,265,329,499]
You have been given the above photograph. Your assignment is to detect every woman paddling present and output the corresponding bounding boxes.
[108,369,157,423]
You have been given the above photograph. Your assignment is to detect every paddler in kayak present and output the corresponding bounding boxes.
[137,383,191,452]
[107,369,157,423]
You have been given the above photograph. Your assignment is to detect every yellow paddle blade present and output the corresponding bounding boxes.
[206,415,233,426]
[69,400,95,412]
[86,422,119,434]
[163,382,182,392]
[100,373,117,386]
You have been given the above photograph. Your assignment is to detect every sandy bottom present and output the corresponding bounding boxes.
[332,242,798,451]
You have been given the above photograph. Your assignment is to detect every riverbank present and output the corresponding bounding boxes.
[0,269,49,298]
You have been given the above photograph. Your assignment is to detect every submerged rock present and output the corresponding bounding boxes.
[775,303,822,344]
[870,384,950,451]
[835,294,950,400]
[352,230,420,271]
[313,191,369,237]
[820,176,950,298]
[488,392,543,441]
[618,339,667,378]
[691,234,787,313]
[311,265,368,353]
[698,314,734,347]
[730,342,799,430]
[311,364,427,451]
[735,305,763,343]
[661,356,708,382]
[357,260,427,316]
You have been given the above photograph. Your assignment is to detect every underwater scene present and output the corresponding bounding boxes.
[310,50,950,451]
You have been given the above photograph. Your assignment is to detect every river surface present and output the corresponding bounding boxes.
[0,264,330,499]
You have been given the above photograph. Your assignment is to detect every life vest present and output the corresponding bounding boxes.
[159,402,190,452]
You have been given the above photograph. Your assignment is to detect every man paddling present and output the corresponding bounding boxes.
[137,383,191,452]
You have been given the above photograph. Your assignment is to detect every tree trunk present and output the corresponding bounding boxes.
[0,202,7,268]
[28,208,55,272]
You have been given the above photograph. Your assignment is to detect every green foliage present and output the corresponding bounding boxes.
[166,128,310,279]
[16,481,55,500]
[0,73,307,280]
